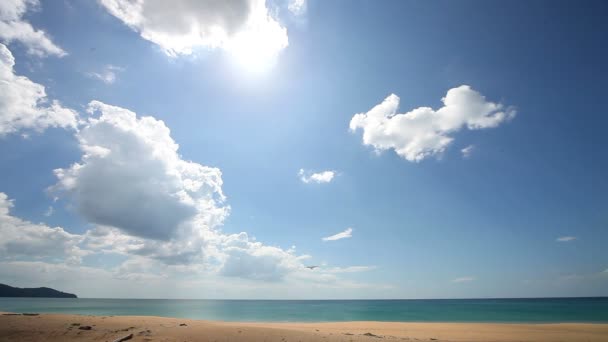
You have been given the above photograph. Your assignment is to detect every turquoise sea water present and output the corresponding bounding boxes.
[1,298,607,323]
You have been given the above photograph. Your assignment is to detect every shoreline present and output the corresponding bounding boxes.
[5,311,608,325]
[2,312,608,341]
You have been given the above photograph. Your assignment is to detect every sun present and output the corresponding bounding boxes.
[224,11,289,73]
[226,36,275,73]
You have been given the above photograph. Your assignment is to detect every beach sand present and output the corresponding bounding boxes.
[1,312,607,342]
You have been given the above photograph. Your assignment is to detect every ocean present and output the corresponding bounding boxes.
[1,297,607,323]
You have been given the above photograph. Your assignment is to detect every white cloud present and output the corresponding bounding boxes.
[0,186,388,297]
[556,236,576,242]
[87,65,123,84]
[0,43,78,136]
[48,101,308,280]
[323,265,376,273]
[2,99,379,291]
[99,0,288,68]
[43,205,53,217]
[298,169,336,184]
[51,100,228,241]
[350,85,516,162]
[322,227,353,241]
[461,144,474,158]
[288,0,306,16]
[218,232,304,281]
[0,0,66,57]
[0,193,86,264]
[452,276,475,283]
[0,259,393,299]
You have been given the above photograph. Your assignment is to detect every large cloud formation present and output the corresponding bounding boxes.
[0,0,66,57]
[350,85,516,162]
[49,101,307,281]
[52,101,227,241]
[0,84,377,290]
[0,43,77,136]
[99,0,288,63]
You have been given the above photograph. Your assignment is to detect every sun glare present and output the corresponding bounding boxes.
[224,11,288,73]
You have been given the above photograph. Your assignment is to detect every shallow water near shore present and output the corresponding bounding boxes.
[1,297,607,323]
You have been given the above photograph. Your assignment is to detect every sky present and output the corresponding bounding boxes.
[0,0,607,299]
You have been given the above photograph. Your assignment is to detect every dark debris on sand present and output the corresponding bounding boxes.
[363,332,383,338]
[112,333,134,342]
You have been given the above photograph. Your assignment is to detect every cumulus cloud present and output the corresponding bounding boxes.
[461,144,474,158]
[87,65,123,84]
[48,101,310,281]
[350,85,516,162]
[298,169,336,184]
[0,193,86,264]
[452,276,475,283]
[0,0,66,57]
[322,227,353,241]
[1,189,299,284]
[99,0,288,66]
[218,232,305,281]
[0,44,78,136]
[556,236,576,242]
[51,100,227,241]
[2,98,375,288]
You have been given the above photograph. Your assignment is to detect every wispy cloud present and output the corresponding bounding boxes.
[322,227,353,241]
[452,276,475,283]
[556,236,576,242]
[323,265,376,273]
[288,0,307,16]
[461,145,475,158]
[299,169,336,184]
[87,65,123,84]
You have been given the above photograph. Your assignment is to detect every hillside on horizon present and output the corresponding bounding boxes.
[0,284,77,299]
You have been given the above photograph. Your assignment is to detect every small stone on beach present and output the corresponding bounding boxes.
[112,333,134,342]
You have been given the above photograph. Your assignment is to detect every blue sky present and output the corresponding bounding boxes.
[0,0,607,299]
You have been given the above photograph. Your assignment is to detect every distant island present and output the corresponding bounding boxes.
[0,284,77,298]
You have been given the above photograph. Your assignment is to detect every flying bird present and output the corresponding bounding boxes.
[305,266,319,270]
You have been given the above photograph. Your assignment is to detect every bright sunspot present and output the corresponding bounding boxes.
[224,9,289,73]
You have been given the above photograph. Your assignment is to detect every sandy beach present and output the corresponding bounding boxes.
[1,312,607,342]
